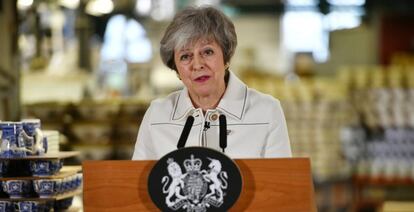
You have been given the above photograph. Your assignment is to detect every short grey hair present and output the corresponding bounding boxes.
[160,6,237,71]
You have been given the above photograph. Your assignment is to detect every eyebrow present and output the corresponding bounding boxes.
[179,44,216,52]
[176,49,190,54]
[176,41,220,54]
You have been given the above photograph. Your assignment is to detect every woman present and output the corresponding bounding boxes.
[132,6,291,160]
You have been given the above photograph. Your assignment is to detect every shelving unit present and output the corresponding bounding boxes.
[0,166,81,181]
[23,101,148,160]
[0,151,80,161]
[0,189,82,202]
[0,151,82,211]
[352,176,414,211]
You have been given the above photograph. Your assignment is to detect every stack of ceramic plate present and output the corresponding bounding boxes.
[43,130,60,154]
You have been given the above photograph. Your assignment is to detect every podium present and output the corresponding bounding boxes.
[83,158,316,211]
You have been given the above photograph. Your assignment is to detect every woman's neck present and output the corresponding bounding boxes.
[190,93,223,112]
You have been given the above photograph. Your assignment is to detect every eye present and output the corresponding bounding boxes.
[179,53,193,62]
[203,49,214,56]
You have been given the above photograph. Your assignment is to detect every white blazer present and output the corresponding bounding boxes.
[132,72,291,160]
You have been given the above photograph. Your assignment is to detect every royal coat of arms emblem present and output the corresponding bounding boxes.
[148,147,242,212]
[162,155,228,211]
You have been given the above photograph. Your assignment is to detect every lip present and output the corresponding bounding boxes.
[194,75,211,83]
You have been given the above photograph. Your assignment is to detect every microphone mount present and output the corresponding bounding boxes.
[176,113,228,154]
[177,115,194,149]
[219,114,227,153]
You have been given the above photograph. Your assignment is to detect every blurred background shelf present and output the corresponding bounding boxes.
[0,166,82,181]
[0,151,80,160]
[0,189,81,202]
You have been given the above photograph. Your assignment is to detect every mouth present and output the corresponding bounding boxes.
[194,75,210,83]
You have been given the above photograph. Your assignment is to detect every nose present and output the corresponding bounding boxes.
[192,54,205,71]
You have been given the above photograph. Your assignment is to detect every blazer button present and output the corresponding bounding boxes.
[210,113,218,121]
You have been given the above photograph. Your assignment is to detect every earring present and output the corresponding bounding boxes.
[224,63,230,70]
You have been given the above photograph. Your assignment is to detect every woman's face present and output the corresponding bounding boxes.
[174,38,226,99]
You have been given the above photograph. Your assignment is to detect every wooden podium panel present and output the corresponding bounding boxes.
[83,158,316,212]
[230,158,316,212]
[83,160,157,211]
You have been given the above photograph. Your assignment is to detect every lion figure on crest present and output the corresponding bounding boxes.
[162,159,187,207]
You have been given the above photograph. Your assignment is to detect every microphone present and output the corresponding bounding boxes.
[177,115,194,149]
[219,114,227,153]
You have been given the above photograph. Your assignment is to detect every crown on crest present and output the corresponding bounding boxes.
[184,154,202,172]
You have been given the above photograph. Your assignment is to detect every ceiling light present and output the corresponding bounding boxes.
[327,0,365,6]
[59,0,80,9]
[17,0,33,10]
[86,0,114,16]
[136,0,152,16]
